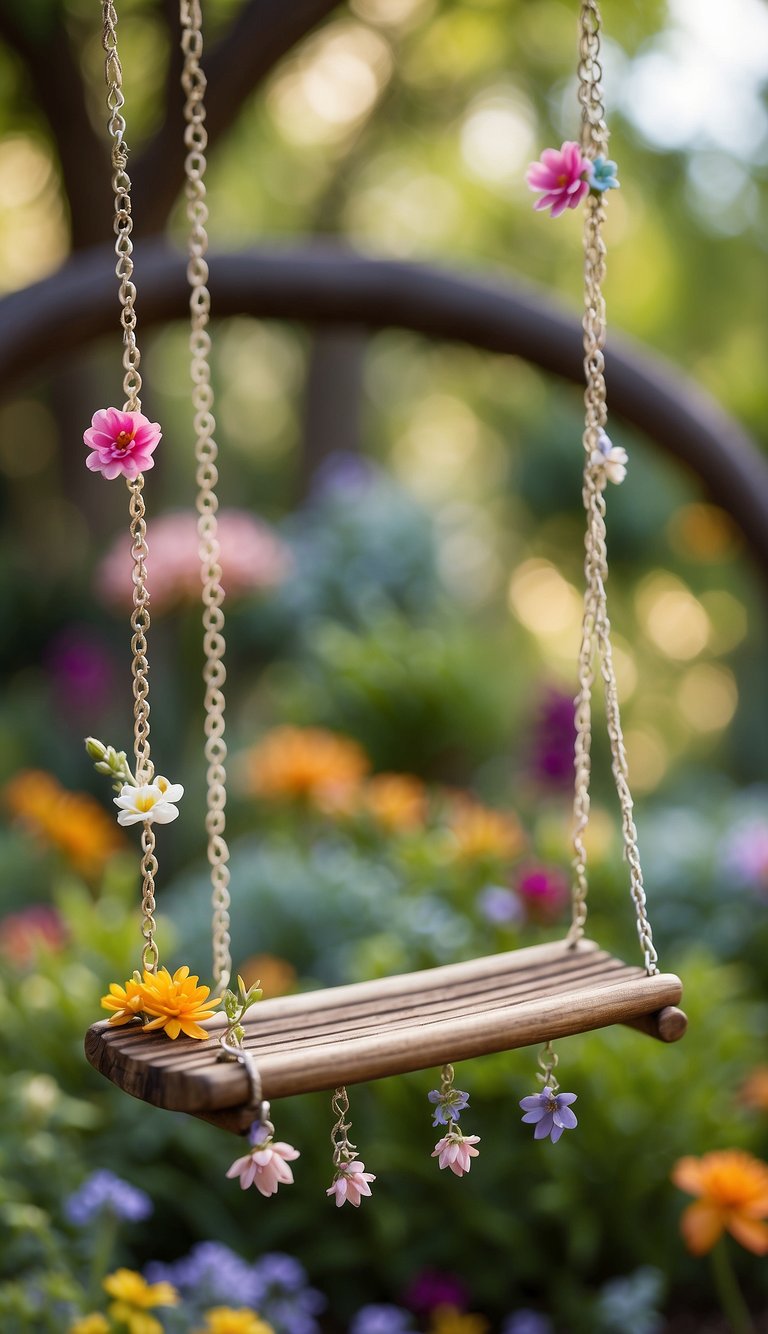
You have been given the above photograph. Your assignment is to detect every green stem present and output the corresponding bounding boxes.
[710,1238,755,1334]
[86,1211,119,1308]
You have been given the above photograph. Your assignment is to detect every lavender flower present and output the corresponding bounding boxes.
[502,1313,554,1334]
[350,1305,415,1334]
[64,1170,152,1225]
[520,1086,578,1143]
[145,1242,260,1307]
[427,1086,471,1127]
[253,1253,308,1293]
[477,885,523,927]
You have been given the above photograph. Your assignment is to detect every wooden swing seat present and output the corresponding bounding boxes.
[85,938,685,1134]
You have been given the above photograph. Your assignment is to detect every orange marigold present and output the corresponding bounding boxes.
[672,1149,768,1255]
[140,965,222,1040]
[4,768,123,877]
[361,773,428,832]
[446,797,523,864]
[246,726,369,805]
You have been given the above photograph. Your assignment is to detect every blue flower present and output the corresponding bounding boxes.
[350,1305,415,1334]
[587,155,620,192]
[519,1086,578,1143]
[64,1170,152,1225]
[427,1087,470,1127]
[502,1313,554,1334]
[253,1252,308,1293]
[145,1242,260,1306]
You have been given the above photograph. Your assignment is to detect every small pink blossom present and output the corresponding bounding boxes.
[84,407,162,480]
[432,1132,480,1177]
[225,1140,299,1197]
[96,509,292,613]
[326,1158,376,1207]
[526,142,589,218]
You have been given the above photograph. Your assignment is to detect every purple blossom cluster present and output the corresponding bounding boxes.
[145,1245,326,1334]
[350,1305,415,1334]
[64,1170,152,1226]
[427,1086,470,1127]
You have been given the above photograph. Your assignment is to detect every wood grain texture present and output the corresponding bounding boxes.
[84,939,684,1133]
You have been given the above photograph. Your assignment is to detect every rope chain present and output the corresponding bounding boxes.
[180,0,232,994]
[567,0,659,975]
[103,1,158,971]
[330,1086,357,1169]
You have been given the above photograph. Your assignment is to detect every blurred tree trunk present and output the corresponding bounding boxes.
[300,327,368,499]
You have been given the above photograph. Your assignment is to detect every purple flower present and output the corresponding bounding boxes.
[350,1305,414,1334]
[403,1269,469,1315]
[478,885,523,927]
[145,1242,260,1306]
[64,1170,152,1225]
[519,1086,578,1144]
[253,1253,309,1293]
[528,689,576,790]
[45,627,115,719]
[427,1086,470,1127]
[502,1313,554,1334]
[720,818,768,893]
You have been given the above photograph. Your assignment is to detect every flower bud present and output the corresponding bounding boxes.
[85,737,107,761]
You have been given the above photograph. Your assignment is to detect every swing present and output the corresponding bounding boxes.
[84,0,685,1145]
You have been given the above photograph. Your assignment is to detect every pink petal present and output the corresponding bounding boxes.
[252,1149,273,1166]
[549,196,570,218]
[541,148,565,171]
[226,1155,250,1179]
[526,165,556,189]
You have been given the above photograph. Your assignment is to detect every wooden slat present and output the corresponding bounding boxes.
[84,939,684,1133]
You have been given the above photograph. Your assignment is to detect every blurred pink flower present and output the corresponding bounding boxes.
[225,1140,299,1197]
[0,905,67,966]
[515,865,569,924]
[84,407,161,480]
[326,1159,376,1207]
[432,1132,480,1177]
[526,142,589,217]
[97,509,292,614]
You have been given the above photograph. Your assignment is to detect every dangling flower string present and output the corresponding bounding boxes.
[430,1064,480,1178]
[327,1086,375,1207]
[519,1041,578,1145]
[226,1103,300,1198]
[589,428,627,487]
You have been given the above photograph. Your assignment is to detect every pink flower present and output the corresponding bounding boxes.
[84,407,162,480]
[0,905,67,966]
[96,509,292,614]
[526,142,589,218]
[225,1140,299,1197]
[515,865,569,924]
[432,1132,480,1177]
[326,1159,376,1207]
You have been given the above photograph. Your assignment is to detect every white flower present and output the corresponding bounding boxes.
[113,777,184,826]
[590,429,628,486]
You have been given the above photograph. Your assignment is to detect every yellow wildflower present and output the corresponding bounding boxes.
[362,773,427,832]
[103,1268,178,1334]
[245,726,369,806]
[194,1308,275,1334]
[140,965,222,1040]
[68,1316,110,1334]
[101,974,145,1026]
[446,796,522,864]
[429,1306,489,1334]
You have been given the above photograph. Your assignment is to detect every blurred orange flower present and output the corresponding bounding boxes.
[245,727,369,806]
[238,953,297,1000]
[740,1067,768,1112]
[4,768,124,878]
[445,796,523,864]
[672,1150,768,1255]
[429,1307,489,1334]
[361,773,428,832]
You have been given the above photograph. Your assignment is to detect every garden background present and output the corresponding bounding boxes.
[1,0,768,1330]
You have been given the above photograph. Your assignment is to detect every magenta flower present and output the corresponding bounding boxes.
[526,142,589,217]
[431,1131,480,1177]
[225,1139,300,1196]
[519,1086,577,1143]
[84,407,162,480]
[515,865,569,924]
[326,1159,376,1207]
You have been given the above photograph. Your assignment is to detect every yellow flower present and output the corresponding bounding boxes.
[4,768,123,877]
[446,796,523,864]
[361,773,427,832]
[103,1268,178,1334]
[101,974,145,1026]
[672,1150,768,1255]
[140,965,222,1040]
[429,1306,489,1334]
[193,1308,275,1334]
[245,726,369,806]
[68,1316,110,1334]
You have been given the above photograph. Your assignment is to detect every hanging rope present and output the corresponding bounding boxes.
[567,0,658,976]
[180,0,232,995]
[103,0,159,972]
